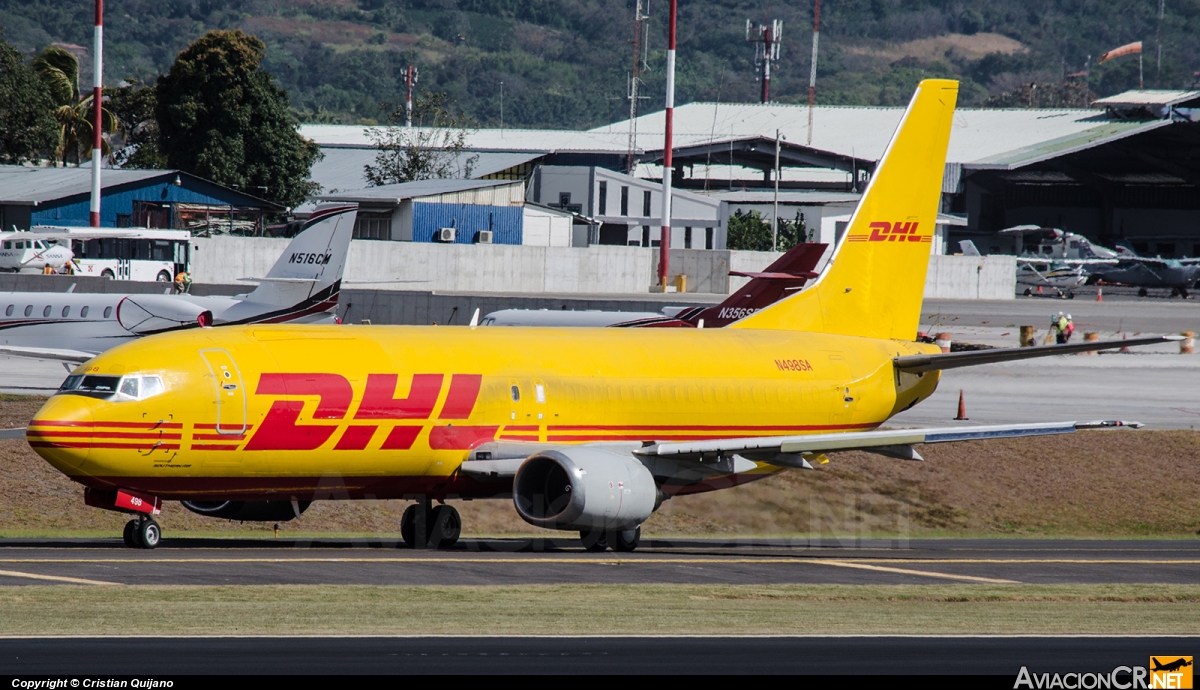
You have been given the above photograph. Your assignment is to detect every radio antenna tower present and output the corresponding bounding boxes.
[405,62,418,128]
[807,0,821,145]
[746,18,782,103]
[626,0,651,174]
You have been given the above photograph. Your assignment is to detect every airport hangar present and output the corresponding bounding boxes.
[0,165,283,235]
[303,88,1200,258]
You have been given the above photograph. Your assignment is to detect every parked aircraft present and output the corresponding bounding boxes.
[0,230,103,273]
[481,242,828,328]
[999,225,1120,261]
[25,81,1174,553]
[0,204,356,363]
[961,240,1086,297]
[1087,254,1200,298]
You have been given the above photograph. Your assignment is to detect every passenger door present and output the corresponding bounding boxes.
[200,349,247,435]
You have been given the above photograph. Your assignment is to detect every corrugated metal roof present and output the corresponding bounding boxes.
[300,125,633,154]
[318,178,520,203]
[1093,89,1200,107]
[0,166,170,204]
[700,189,861,205]
[311,148,544,193]
[588,102,1162,169]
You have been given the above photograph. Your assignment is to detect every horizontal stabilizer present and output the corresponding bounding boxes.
[634,420,1142,461]
[894,335,1181,372]
[728,270,818,280]
[0,345,96,364]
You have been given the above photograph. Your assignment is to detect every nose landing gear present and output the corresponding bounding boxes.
[122,516,162,549]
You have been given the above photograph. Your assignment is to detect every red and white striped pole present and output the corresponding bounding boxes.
[89,0,104,227]
[405,64,416,128]
[657,0,677,290]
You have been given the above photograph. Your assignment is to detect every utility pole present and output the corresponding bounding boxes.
[500,81,504,136]
[658,0,676,290]
[807,0,821,146]
[90,0,103,227]
[1156,0,1165,86]
[405,63,418,127]
[746,18,782,103]
[773,129,781,251]
[627,0,650,174]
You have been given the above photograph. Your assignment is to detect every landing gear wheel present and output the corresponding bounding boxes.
[1023,288,1032,296]
[580,529,608,552]
[136,518,161,549]
[611,526,641,552]
[1067,291,1075,300]
[122,519,139,548]
[1138,288,1149,297]
[400,504,419,548]
[428,505,461,549]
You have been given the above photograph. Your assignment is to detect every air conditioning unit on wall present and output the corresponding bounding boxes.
[474,230,493,244]
[437,227,456,242]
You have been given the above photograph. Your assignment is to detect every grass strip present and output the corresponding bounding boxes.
[0,584,1197,636]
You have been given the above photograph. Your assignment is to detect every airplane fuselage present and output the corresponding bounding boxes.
[30,325,942,501]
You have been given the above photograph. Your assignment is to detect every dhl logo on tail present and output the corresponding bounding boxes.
[846,221,931,243]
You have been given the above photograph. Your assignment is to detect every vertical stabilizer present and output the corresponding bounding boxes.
[242,204,358,312]
[729,79,958,340]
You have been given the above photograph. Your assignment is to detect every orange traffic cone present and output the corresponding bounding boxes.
[954,390,969,420]
[1037,285,1043,294]
[1096,287,1103,302]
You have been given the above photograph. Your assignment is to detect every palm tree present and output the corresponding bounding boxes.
[32,46,121,166]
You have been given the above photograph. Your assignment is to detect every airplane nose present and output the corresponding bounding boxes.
[27,394,96,470]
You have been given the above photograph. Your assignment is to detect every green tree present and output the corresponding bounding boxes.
[107,79,166,169]
[156,30,320,207]
[726,210,808,251]
[32,46,121,165]
[0,37,58,164]
[364,91,478,186]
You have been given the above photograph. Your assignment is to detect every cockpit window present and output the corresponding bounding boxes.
[59,374,166,401]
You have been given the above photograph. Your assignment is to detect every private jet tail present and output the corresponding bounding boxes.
[228,204,358,324]
[730,79,958,340]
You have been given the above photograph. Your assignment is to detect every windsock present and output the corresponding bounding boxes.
[1098,41,1142,63]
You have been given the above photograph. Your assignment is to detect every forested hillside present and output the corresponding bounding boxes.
[1,0,1197,129]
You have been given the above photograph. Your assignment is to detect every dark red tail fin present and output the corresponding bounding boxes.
[682,242,828,327]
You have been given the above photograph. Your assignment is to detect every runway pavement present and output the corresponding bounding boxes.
[1,635,1197,674]
[0,538,1196,587]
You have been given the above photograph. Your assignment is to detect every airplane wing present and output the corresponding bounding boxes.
[0,345,97,364]
[893,335,1180,372]
[634,420,1140,466]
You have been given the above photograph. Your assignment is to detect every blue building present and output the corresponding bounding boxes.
[0,166,284,234]
[320,179,526,245]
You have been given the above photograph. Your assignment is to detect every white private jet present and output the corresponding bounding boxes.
[0,204,357,364]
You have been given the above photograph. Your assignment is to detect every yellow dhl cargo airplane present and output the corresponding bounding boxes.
[28,80,1174,551]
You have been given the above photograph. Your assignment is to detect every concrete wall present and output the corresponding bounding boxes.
[923,254,1016,300]
[187,236,1014,299]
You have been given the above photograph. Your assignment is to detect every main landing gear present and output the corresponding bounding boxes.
[580,526,641,553]
[122,516,162,549]
[400,499,461,549]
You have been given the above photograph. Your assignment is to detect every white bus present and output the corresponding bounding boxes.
[31,227,191,282]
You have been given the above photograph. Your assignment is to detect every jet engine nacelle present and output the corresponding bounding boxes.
[116,295,213,334]
[513,447,661,531]
[181,500,310,522]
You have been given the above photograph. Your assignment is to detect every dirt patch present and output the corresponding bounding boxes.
[845,32,1028,63]
[2,396,1196,537]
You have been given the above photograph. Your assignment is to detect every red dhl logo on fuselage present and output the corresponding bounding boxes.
[241,372,488,452]
[846,221,932,243]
